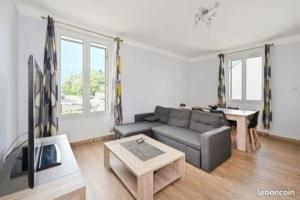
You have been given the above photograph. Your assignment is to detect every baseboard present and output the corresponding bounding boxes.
[70,134,114,146]
[258,132,300,144]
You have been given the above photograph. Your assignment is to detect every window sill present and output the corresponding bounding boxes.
[227,99,263,105]
[58,111,111,121]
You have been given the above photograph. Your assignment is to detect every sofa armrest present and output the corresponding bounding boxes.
[200,126,232,172]
[134,112,154,122]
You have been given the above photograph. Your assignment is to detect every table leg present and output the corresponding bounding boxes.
[104,145,111,170]
[174,156,185,179]
[137,171,153,200]
[236,116,248,152]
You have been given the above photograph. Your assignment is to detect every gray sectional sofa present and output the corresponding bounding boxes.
[113,106,231,172]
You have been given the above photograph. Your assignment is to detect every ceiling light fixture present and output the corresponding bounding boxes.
[194,1,220,26]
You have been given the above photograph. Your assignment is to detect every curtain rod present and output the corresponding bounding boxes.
[224,43,274,55]
[40,16,122,42]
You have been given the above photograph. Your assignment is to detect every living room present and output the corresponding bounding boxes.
[0,0,299,199]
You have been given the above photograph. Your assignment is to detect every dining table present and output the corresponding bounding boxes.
[217,108,256,152]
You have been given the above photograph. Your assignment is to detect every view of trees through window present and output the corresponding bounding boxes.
[60,36,107,115]
[60,37,84,115]
[89,44,106,112]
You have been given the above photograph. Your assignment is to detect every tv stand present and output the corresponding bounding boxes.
[0,135,86,200]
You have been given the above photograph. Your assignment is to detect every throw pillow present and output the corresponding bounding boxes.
[144,116,159,122]
[154,106,170,123]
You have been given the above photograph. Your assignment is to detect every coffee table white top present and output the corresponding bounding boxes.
[104,134,185,176]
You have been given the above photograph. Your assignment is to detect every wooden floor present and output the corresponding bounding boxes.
[72,136,300,200]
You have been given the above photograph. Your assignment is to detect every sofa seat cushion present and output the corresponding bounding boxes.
[114,122,163,137]
[168,108,192,128]
[189,111,223,133]
[152,125,201,150]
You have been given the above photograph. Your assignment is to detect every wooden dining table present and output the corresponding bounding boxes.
[217,108,256,152]
[184,106,256,152]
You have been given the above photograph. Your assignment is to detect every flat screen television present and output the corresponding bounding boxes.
[9,55,45,188]
[27,55,61,188]
[27,55,44,188]
[9,55,61,189]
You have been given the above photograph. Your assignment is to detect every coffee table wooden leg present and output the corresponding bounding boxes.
[137,171,153,200]
[104,145,111,170]
[174,157,185,179]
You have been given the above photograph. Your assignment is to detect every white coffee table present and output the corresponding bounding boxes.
[104,134,185,200]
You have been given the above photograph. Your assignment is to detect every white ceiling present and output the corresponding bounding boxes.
[14,0,300,58]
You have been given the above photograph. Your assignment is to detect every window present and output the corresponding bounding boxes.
[89,44,107,112]
[58,31,111,117]
[227,50,263,103]
[60,36,84,115]
[246,57,263,100]
[229,60,242,100]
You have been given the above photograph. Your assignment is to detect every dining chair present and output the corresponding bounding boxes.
[248,111,261,151]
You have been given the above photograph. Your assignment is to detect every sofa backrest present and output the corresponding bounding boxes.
[154,106,170,123]
[167,108,192,128]
[189,111,223,133]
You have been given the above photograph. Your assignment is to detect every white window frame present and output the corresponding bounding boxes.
[225,48,264,106]
[56,26,113,119]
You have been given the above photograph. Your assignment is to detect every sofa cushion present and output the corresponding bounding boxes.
[153,133,201,167]
[152,125,201,150]
[154,106,170,123]
[114,122,163,137]
[189,111,223,133]
[168,108,192,128]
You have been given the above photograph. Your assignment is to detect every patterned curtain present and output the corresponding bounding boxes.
[114,37,123,125]
[262,44,272,130]
[218,54,226,108]
[42,16,58,137]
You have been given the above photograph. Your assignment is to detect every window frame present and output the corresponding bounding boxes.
[56,26,113,119]
[225,48,264,106]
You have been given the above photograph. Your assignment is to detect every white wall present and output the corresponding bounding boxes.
[271,42,300,140]
[122,44,190,123]
[190,58,218,106]
[17,15,190,142]
[189,42,300,140]
[0,0,19,166]
[17,14,46,137]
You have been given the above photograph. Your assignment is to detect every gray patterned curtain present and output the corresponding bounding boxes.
[262,44,272,130]
[218,54,226,108]
[114,37,123,125]
[43,16,58,137]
